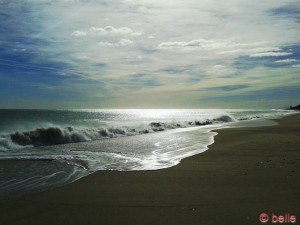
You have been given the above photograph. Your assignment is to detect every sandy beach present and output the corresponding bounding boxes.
[1,113,299,225]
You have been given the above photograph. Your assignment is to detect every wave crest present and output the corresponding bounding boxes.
[10,127,87,147]
[1,115,236,150]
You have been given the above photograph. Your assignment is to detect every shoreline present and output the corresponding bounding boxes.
[1,113,299,225]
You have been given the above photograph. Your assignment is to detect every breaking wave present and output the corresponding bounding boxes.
[0,115,236,150]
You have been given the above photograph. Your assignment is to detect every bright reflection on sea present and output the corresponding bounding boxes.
[72,109,229,122]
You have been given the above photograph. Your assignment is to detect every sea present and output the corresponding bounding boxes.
[0,109,296,198]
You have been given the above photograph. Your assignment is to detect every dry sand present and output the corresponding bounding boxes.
[1,113,299,225]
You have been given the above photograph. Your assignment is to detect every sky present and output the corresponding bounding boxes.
[0,0,300,109]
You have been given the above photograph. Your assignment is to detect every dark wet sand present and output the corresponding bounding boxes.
[1,113,300,225]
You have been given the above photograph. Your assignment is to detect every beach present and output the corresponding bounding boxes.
[0,113,299,225]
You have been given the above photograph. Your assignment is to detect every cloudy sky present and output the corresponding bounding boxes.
[0,0,299,109]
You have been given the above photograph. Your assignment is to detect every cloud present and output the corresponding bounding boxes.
[249,47,281,53]
[158,39,231,50]
[90,26,132,35]
[218,49,244,55]
[250,52,293,57]
[206,65,234,75]
[131,32,143,37]
[206,84,250,92]
[98,39,134,47]
[157,39,270,52]
[71,26,143,37]
[275,59,297,63]
[272,3,300,22]
[71,30,87,37]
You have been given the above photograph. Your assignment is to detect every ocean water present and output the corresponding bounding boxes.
[0,109,295,198]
